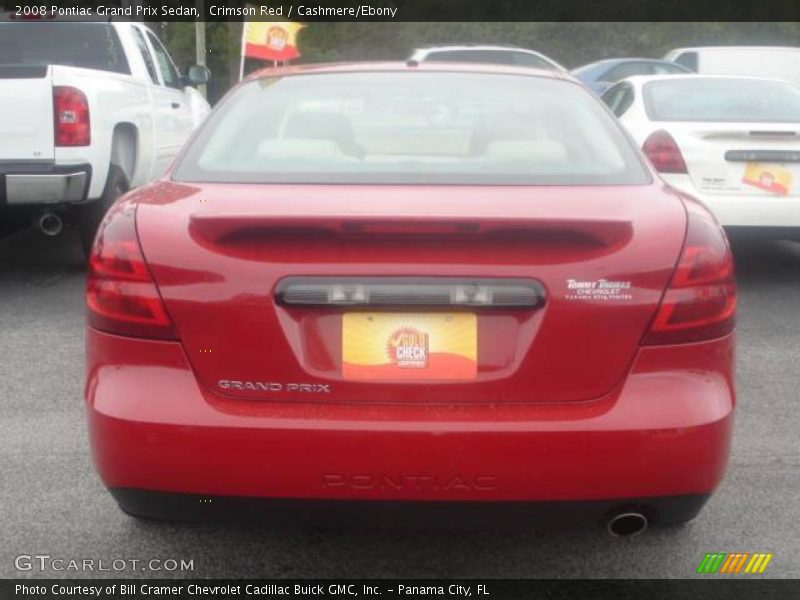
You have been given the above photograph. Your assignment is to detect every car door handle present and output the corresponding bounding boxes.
[171,102,181,109]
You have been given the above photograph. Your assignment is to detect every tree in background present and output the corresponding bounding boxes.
[158,21,800,105]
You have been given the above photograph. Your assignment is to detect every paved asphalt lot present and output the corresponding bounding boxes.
[1,224,799,580]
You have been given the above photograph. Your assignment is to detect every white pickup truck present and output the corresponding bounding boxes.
[0,20,211,254]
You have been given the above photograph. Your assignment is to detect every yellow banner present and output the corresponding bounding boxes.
[244,21,304,61]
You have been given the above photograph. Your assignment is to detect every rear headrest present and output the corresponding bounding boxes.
[257,139,354,161]
[284,111,353,139]
[284,111,365,158]
[469,112,547,155]
[484,140,568,164]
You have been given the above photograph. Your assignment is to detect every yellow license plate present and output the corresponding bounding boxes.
[342,312,477,381]
[742,162,793,195]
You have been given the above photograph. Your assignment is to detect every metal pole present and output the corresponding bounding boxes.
[195,1,207,98]
[239,23,247,81]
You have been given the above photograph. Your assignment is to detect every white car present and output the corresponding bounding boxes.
[408,45,564,71]
[664,46,800,88]
[0,20,211,254]
[602,74,800,236]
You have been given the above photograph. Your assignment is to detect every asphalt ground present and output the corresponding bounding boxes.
[1,223,799,579]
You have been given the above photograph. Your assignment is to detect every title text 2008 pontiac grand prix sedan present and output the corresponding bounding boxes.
[85,63,735,536]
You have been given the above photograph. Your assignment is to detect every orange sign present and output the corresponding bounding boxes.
[342,313,477,381]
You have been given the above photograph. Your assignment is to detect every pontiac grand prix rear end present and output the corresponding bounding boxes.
[85,64,735,531]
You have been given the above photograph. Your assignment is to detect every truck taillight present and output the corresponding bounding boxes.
[642,198,736,345]
[54,86,90,147]
[642,130,687,174]
[86,201,176,340]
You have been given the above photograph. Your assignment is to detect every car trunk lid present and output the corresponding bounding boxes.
[136,182,686,404]
[672,123,800,196]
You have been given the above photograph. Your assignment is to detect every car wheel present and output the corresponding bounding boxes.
[78,164,129,258]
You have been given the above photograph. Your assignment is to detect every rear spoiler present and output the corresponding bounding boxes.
[190,213,633,248]
[698,129,800,140]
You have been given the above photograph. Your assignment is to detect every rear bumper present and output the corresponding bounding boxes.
[662,174,800,228]
[109,488,710,528]
[86,329,734,519]
[0,162,91,205]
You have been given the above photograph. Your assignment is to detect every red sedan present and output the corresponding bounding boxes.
[85,63,735,535]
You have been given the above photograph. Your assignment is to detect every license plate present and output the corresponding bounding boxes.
[742,162,793,195]
[342,312,477,381]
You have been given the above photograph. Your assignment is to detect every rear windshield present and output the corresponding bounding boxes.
[0,23,129,75]
[644,78,800,123]
[174,72,650,185]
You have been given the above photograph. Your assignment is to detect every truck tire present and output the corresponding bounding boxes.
[78,164,129,258]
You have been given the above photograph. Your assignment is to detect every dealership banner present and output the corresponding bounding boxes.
[2,0,800,21]
[3,580,799,599]
[242,20,305,62]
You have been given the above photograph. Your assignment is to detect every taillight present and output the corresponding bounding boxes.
[642,130,687,174]
[643,198,736,345]
[86,201,176,340]
[54,86,90,146]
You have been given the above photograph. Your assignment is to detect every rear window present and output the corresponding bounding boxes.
[644,78,800,123]
[603,61,688,82]
[602,62,652,82]
[0,23,129,75]
[672,52,698,72]
[174,72,650,186]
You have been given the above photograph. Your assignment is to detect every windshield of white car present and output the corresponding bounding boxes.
[0,23,129,75]
[644,78,800,123]
[422,49,555,69]
[174,72,650,185]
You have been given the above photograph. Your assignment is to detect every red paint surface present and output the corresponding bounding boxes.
[86,328,734,501]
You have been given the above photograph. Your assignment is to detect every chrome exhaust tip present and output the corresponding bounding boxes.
[607,511,648,537]
[38,212,63,237]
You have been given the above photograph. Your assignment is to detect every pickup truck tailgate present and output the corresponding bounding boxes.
[0,65,54,161]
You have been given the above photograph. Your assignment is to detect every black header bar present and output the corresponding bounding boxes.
[2,0,800,22]
[3,579,799,600]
